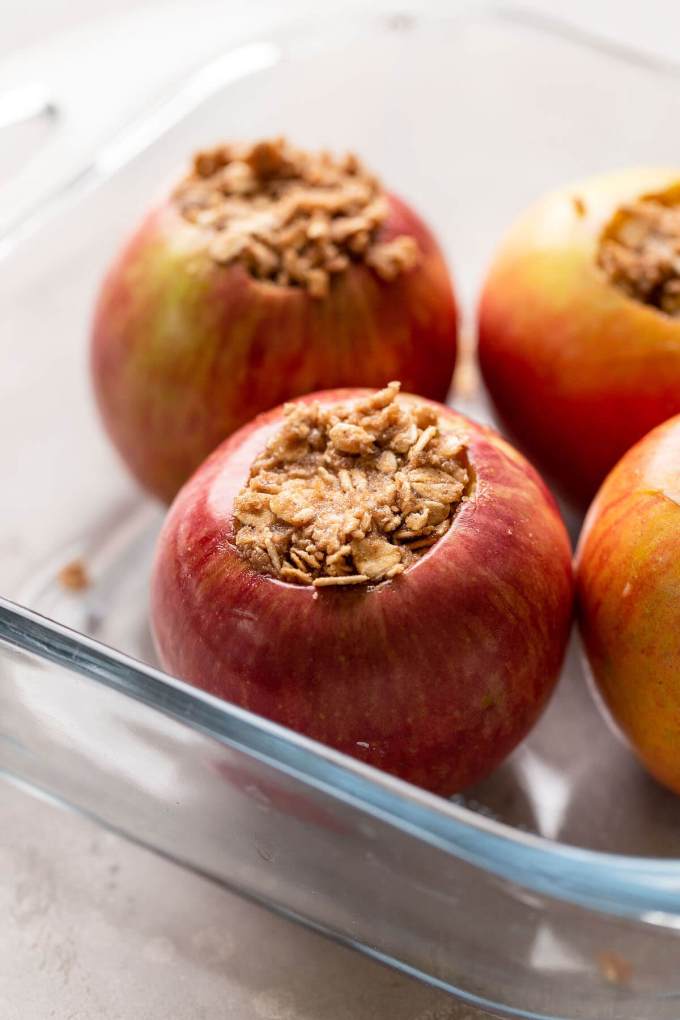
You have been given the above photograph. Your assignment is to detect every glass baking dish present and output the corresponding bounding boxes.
[1,8,680,1019]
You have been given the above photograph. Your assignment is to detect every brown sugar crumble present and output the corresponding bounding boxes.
[598,190,680,315]
[173,137,420,297]
[57,559,90,592]
[233,382,471,587]
[596,951,633,987]
[572,195,587,218]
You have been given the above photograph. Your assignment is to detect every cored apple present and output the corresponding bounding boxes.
[151,382,573,795]
[92,138,458,502]
[478,168,680,507]
[577,414,680,795]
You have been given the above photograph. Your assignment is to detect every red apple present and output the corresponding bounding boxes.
[478,168,680,507]
[151,385,573,795]
[577,414,680,795]
[91,139,457,502]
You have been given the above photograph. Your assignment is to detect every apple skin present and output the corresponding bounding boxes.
[91,193,457,503]
[577,414,680,795]
[478,168,680,508]
[151,389,574,795]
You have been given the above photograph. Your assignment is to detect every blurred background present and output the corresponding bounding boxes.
[3,0,680,232]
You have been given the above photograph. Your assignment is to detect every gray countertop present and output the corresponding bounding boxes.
[2,779,472,1020]
[2,1,680,1016]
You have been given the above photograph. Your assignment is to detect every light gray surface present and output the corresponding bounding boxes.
[2,0,680,61]
[2,2,680,1018]
[2,780,474,1020]
[4,0,680,233]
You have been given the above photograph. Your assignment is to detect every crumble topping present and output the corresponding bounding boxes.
[174,137,420,297]
[58,559,90,592]
[233,382,470,587]
[597,190,680,315]
[596,951,633,987]
[572,195,587,218]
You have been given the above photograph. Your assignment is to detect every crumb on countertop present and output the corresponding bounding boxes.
[58,559,90,592]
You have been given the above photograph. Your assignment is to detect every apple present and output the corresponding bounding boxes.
[577,414,680,795]
[91,139,458,502]
[478,168,680,507]
[151,383,574,795]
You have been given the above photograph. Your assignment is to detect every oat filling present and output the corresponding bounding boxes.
[232,382,471,587]
[597,190,680,315]
[174,137,419,298]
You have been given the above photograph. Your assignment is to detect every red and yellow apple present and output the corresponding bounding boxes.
[91,141,457,503]
[151,387,574,796]
[577,414,680,795]
[478,168,680,507]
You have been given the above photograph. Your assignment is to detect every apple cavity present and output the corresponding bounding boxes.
[151,383,574,795]
[92,138,458,502]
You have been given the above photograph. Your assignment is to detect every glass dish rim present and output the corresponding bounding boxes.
[3,593,680,926]
[2,3,680,925]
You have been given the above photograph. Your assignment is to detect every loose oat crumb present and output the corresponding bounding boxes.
[572,195,587,217]
[313,574,370,587]
[597,188,680,315]
[174,137,420,296]
[596,951,633,986]
[365,235,419,281]
[58,559,90,592]
[233,382,471,587]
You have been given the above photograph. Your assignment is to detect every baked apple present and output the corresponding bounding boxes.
[151,382,573,795]
[577,414,680,795]
[92,138,458,502]
[478,168,680,506]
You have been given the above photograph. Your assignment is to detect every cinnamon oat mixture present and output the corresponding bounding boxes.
[233,382,470,587]
[598,193,680,315]
[174,138,419,297]
[57,559,90,592]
